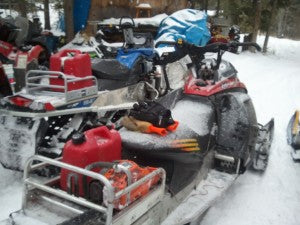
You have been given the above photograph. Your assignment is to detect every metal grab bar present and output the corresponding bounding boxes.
[22,155,166,225]
[25,70,98,95]
[22,155,115,225]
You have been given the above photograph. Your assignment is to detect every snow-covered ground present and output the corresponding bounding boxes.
[0,36,300,225]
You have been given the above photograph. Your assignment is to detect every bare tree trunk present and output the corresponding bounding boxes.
[251,0,262,52]
[204,0,208,12]
[216,0,221,16]
[63,0,74,42]
[263,0,277,53]
[17,0,28,18]
[44,0,51,30]
[198,0,204,9]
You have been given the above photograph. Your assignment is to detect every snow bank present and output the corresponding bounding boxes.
[257,35,300,62]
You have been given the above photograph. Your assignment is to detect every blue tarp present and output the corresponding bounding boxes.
[116,48,156,69]
[155,9,211,47]
[73,0,91,33]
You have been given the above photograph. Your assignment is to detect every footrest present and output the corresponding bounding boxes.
[161,170,237,225]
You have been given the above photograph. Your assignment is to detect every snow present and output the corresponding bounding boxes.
[0,166,22,221]
[172,99,213,136]
[99,13,168,27]
[136,3,152,8]
[0,27,300,225]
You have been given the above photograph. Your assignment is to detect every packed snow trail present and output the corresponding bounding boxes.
[201,36,300,225]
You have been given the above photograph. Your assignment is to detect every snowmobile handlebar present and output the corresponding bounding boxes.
[155,40,261,53]
[155,39,261,65]
[119,16,135,29]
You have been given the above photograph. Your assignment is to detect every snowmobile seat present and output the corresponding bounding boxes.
[92,58,142,91]
[92,59,131,79]
[92,48,155,91]
[120,123,211,195]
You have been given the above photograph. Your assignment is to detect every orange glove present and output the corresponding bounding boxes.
[167,121,179,132]
[121,116,168,136]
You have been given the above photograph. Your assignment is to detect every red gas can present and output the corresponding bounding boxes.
[60,126,121,196]
[49,49,93,91]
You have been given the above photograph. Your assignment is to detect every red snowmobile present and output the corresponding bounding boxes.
[1,40,274,225]
[0,17,50,92]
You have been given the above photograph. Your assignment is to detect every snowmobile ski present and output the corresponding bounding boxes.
[252,118,275,170]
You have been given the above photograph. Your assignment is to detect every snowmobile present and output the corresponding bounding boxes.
[209,24,241,53]
[287,110,300,160]
[0,16,51,92]
[97,16,158,45]
[0,40,168,171]
[1,40,274,225]
[63,16,154,60]
[0,14,174,173]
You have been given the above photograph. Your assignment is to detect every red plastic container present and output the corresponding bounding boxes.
[60,126,121,196]
[49,49,93,91]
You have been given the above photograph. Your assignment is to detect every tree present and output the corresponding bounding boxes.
[204,0,208,12]
[262,0,277,52]
[251,0,262,51]
[216,0,221,16]
[63,0,74,42]
[17,0,28,17]
[44,0,51,30]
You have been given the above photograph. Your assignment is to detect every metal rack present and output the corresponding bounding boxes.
[25,70,98,102]
[22,155,166,225]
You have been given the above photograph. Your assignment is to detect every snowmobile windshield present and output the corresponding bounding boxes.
[14,16,29,46]
[0,18,19,43]
[0,16,30,47]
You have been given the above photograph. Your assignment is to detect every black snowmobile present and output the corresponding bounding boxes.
[287,110,300,160]
[96,16,156,48]
[1,41,274,225]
